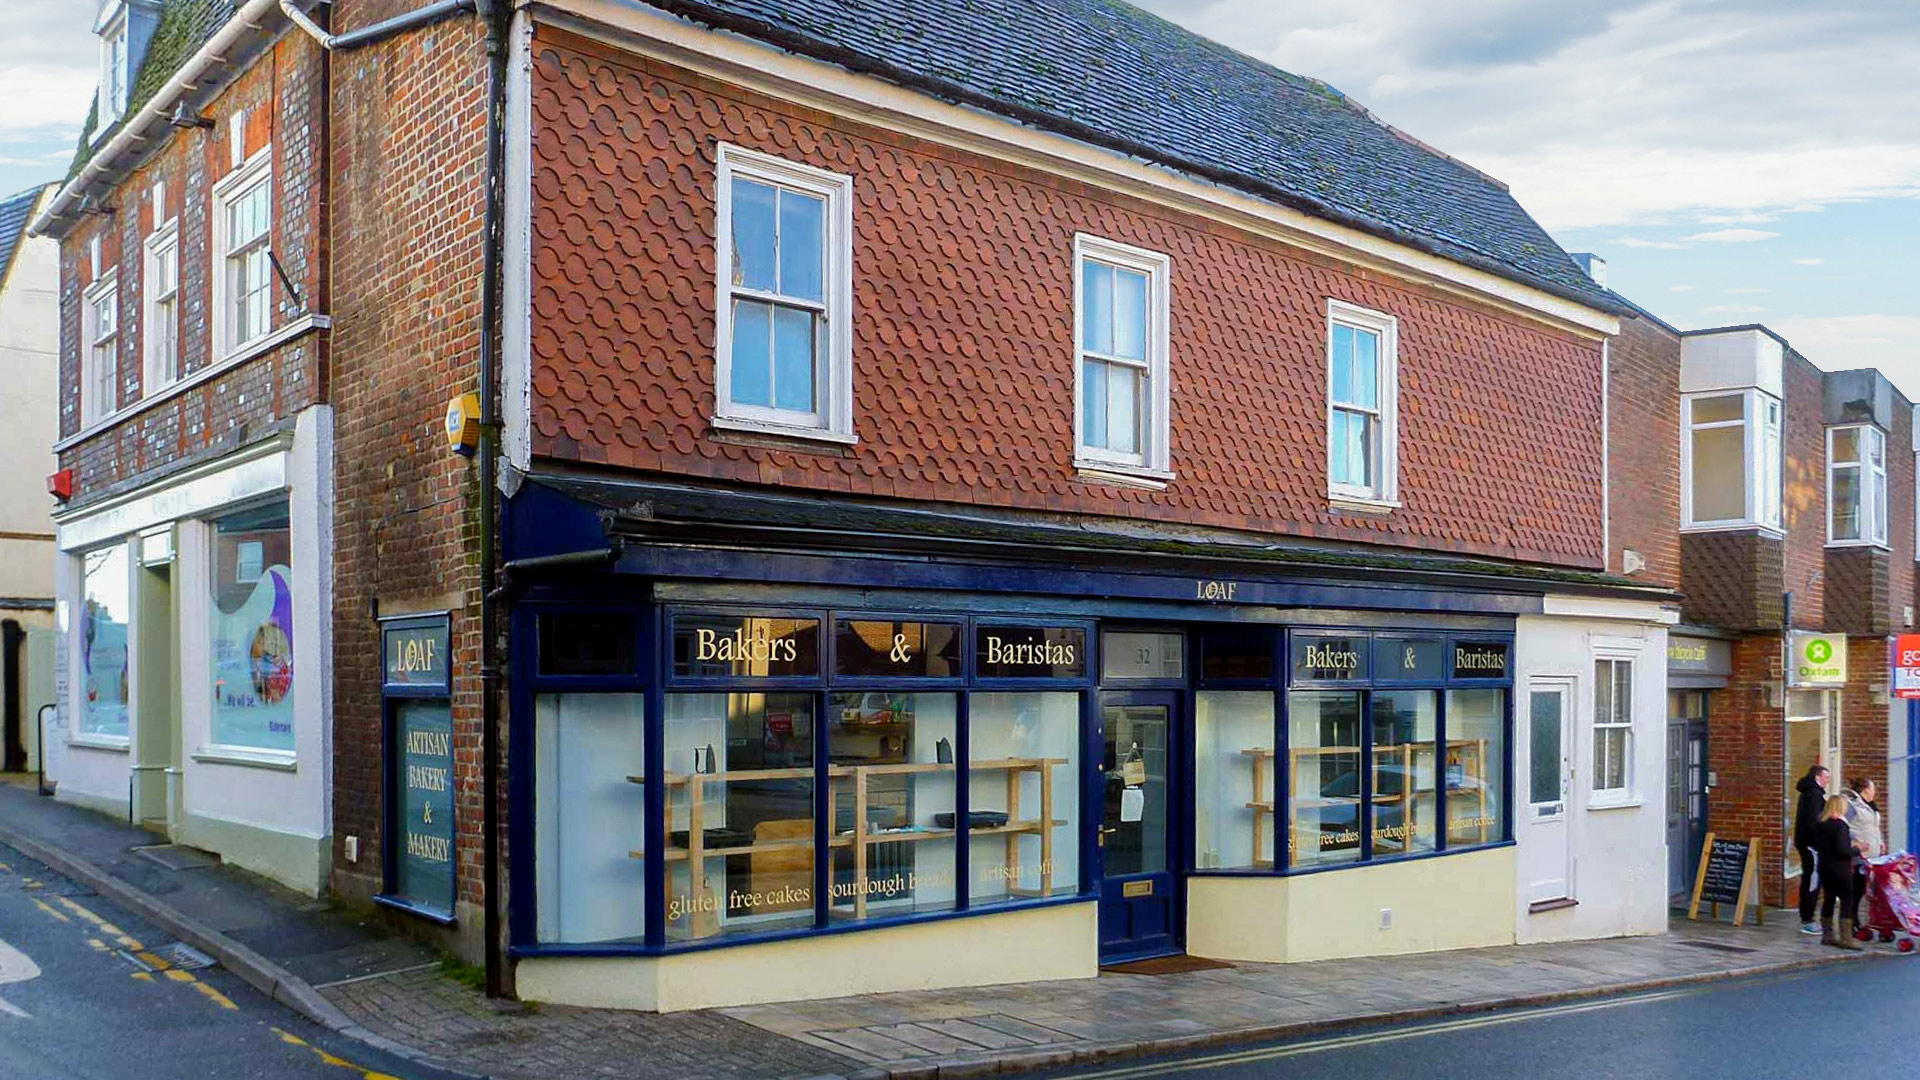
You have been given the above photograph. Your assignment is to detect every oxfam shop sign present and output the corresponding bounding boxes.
[1788,631,1847,687]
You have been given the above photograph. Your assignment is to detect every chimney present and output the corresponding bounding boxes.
[1571,252,1607,289]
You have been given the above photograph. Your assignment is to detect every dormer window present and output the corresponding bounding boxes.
[99,9,130,125]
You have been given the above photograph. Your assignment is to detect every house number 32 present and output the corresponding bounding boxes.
[1195,580,1240,601]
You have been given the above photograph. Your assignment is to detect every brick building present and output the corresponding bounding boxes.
[32,0,336,894]
[1591,241,1917,913]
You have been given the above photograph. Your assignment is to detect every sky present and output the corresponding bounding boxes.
[4,2,1916,391]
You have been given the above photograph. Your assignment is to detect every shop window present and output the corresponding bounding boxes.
[82,271,118,426]
[79,543,131,741]
[538,611,637,677]
[1827,425,1887,547]
[1326,300,1399,506]
[1193,690,1273,869]
[833,620,962,678]
[1198,626,1275,682]
[209,502,294,753]
[1591,659,1632,797]
[1074,234,1172,482]
[713,145,854,442]
[1682,390,1781,531]
[969,692,1081,903]
[535,693,645,944]
[212,147,274,359]
[1446,689,1507,844]
[671,614,819,679]
[1101,630,1184,681]
[974,625,1085,679]
[1371,690,1437,857]
[1377,637,1444,682]
[663,692,817,942]
[826,692,958,923]
[1290,632,1369,683]
[1287,690,1363,867]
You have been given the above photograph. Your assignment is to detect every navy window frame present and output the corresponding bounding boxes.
[1187,625,1514,880]
[513,599,1096,959]
[376,612,458,926]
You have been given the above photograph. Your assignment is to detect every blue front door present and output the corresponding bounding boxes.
[1909,700,1920,852]
[1098,692,1181,961]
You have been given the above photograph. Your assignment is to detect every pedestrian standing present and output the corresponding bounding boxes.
[1813,795,1865,949]
[1794,765,1830,934]
[1841,778,1885,934]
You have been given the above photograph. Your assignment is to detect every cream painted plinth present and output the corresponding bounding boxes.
[1186,848,1516,963]
[516,901,1098,1012]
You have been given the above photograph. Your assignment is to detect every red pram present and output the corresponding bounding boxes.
[1856,852,1920,951]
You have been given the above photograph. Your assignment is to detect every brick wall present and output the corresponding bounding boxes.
[526,29,1609,570]
[1607,313,1680,588]
[326,10,491,946]
[1680,531,1783,630]
[1705,634,1795,907]
[1780,351,1827,628]
[55,32,328,508]
[1826,548,1890,636]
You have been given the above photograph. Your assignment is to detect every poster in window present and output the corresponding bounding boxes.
[393,701,456,917]
[211,560,296,751]
[82,603,129,738]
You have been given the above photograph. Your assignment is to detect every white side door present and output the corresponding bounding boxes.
[1523,679,1574,905]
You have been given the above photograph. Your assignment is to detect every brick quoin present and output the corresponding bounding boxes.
[326,8,493,954]
[525,29,1609,571]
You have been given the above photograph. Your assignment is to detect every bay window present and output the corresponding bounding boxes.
[1682,389,1781,531]
[714,145,854,442]
[1827,425,1887,547]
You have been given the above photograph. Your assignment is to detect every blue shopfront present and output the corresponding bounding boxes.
[500,478,1544,1010]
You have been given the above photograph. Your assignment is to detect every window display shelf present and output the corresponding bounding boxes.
[1241,739,1490,867]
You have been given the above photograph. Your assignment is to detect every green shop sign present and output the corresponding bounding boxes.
[1788,631,1847,687]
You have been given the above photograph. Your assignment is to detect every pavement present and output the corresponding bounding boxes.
[0,780,1903,1080]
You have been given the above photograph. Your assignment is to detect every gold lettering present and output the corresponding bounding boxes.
[405,832,452,863]
[1305,643,1358,671]
[1195,579,1240,601]
[695,626,800,665]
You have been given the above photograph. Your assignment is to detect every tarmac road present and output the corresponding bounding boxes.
[1036,953,1920,1080]
[0,838,438,1080]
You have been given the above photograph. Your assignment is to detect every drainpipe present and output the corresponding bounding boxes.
[476,0,511,1001]
[280,0,476,51]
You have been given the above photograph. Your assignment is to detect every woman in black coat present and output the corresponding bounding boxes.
[1812,794,1865,949]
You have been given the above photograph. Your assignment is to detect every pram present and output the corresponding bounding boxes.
[1855,852,1920,951]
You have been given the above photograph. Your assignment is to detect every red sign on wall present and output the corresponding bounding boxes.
[1893,635,1920,699]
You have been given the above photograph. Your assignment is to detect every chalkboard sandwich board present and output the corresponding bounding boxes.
[1688,832,1762,926]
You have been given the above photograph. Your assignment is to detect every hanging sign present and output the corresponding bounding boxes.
[1894,635,1920,700]
[384,619,451,690]
[1787,632,1846,687]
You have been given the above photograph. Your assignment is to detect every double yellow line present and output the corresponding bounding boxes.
[1062,987,1704,1079]
[35,894,237,1011]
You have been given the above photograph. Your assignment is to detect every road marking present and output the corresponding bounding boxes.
[29,898,68,923]
[0,936,41,1019]
[189,979,238,1011]
[1062,987,1705,1079]
[131,972,155,983]
[273,1028,403,1079]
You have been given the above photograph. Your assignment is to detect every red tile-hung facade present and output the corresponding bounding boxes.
[325,6,492,950]
[55,33,328,507]
[524,28,1609,571]
[1606,312,1680,589]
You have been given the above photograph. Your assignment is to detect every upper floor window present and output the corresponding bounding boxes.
[1326,301,1400,506]
[99,15,129,126]
[212,147,273,359]
[1828,425,1887,547]
[1681,389,1781,532]
[713,144,854,443]
[1073,234,1171,482]
[144,196,179,392]
[82,272,119,427]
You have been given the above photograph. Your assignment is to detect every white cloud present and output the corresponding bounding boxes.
[1699,304,1770,313]
[1680,228,1783,243]
[1615,236,1687,249]
[1771,315,1920,396]
[1794,257,1825,265]
[1670,284,1699,291]
[1699,212,1778,224]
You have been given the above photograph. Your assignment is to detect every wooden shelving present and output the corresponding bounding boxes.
[1241,738,1489,867]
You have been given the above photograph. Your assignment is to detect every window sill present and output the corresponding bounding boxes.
[54,313,330,452]
[1328,494,1400,515]
[1073,460,1174,490]
[1825,540,1890,551]
[1587,795,1643,811]
[1679,522,1785,540]
[709,414,857,448]
[191,746,297,772]
[68,734,130,752]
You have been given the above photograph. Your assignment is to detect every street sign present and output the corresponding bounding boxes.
[1895,634,1920,699]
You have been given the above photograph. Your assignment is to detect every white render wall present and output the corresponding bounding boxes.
[0,188,59,603]
[1513,602,1672,944]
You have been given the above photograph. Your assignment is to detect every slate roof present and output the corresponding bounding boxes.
[648,0,1620,313]
[0,185,50,292]
[66,0,239,183]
